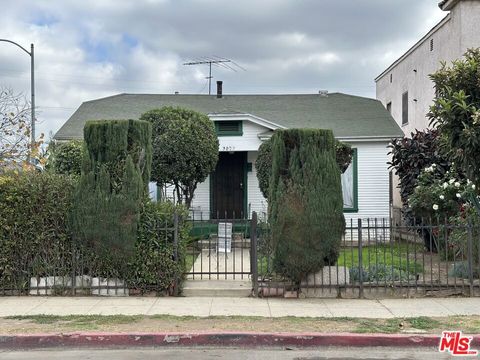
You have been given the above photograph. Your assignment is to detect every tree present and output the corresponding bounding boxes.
[269,129,345,286]
[48,140,84,176]
[428,48,480,185]
[388,129,450,206]
[256,136,353,199]
[140,107,218,208]
[71,120,152,262]
[0,87,44,170]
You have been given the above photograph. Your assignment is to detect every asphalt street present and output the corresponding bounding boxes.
[0,347,450,359]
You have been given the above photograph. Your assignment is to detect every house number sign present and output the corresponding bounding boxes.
[222,145,236,151]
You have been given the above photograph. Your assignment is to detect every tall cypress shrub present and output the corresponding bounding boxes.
[269,129,345,285]
[71,120,152,260]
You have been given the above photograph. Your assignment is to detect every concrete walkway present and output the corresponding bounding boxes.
[0,296,479,318]
[186,249,250,280]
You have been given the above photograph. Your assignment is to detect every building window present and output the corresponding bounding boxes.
[215,121,243,136]
[390,74,393,83]
[402,91,409,125]
[430,38,434,52]
[342,148,358,212]
[386,102,392,114]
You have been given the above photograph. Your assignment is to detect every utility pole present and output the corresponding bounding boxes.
[0,39,35,151]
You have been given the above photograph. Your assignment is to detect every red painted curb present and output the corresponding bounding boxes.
[1,332,477,349]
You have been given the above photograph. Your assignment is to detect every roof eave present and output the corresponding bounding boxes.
[439,0,459,11]
[336,135,403,142]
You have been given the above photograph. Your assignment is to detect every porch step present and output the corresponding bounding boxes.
[182,280,252,297]
[197,239,251,249]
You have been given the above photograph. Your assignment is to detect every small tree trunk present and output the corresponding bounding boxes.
[175,183,183,204]
[184,183,198,209]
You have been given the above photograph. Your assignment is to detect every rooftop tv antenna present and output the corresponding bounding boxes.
[183,56,245,94]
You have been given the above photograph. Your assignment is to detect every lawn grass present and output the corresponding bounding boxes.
[183,253,197,273]
[258,242,424,278]
[6,314,143,324]
[4,314,480,334]
[337,243,424,274]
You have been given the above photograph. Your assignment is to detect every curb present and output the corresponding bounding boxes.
[1,332,475,349]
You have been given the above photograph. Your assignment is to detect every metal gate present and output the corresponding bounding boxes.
[185,211,258,282]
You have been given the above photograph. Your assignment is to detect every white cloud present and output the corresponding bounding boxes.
[0,0,446,141]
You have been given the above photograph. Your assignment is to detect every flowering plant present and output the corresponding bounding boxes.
[408,165,477,221]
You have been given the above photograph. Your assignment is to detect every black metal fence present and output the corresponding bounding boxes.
[255,216,480,298]
[2,208,480,299]
[0,213,180,296]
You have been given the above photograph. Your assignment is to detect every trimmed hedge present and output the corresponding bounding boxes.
[128,200,189,293]
[71,120,152,258]
[0,171,76,290]
[0,171,189,294]
[269,129,345,285]
[256,137,352,200]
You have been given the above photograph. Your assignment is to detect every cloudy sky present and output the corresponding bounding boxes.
[0,0,446,141]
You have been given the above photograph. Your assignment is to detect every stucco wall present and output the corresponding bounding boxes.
[375,0,480,207]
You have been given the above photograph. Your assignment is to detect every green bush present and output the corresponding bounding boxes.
[0,171,76,290]
[128,200,190,293]
[335,141,354,173]
[388,129,450,209]
[256,140,272,199]
[48,140,84,176]
[449,261,480,279]
[0,171,189,295]
[408,166,473,221]
[446,208,480,263]
[71,120,152,263]
[256,137,352,200]
[269,129,345,285]
[350,265,416,283]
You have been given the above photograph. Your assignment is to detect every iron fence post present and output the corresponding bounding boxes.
[173,212,179,296]
[358,218,364,299]
[467,222,474,297]
[251,211,258,297]
[71,241,76,296]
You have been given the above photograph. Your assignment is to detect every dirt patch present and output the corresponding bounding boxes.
[1,315,480,335]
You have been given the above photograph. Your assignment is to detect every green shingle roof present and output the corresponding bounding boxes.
[54,93,403,140]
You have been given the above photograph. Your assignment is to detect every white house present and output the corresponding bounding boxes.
[54,86,402,223]
[375,0,480,208]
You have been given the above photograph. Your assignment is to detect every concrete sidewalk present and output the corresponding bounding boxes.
[0,296,479,318]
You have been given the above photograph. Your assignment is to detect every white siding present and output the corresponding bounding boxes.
[344,141,390,224]
[190,175,210,219]
[247,151,268,219]
[218,121,269,152]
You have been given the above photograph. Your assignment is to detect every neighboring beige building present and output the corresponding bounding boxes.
[375,0,480,209]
